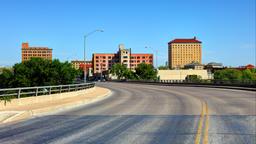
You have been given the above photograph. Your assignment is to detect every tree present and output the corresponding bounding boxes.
[0,69,14,88]
[0,58,79,88]
[135,63,157,80]
[242,69,256,81]
[50,60,78,85]
[214,69,242,82]
[123,69,137,80]
[0,58,80,104]
[158,65,169,70]
[185,75,202,82]
[110,63,127,79]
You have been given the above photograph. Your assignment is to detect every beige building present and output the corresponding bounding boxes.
[158,69,209,81]
[119,44,131,69]
[21,42,52,62]
[168,37,202,69]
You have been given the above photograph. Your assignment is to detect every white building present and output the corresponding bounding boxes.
[157,69,210,81]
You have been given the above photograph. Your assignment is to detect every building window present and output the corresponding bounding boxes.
[123,56,128,58]
[108,56,111,59]
[96,56,99,59]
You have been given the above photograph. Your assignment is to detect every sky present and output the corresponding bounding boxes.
[0,0,255,67]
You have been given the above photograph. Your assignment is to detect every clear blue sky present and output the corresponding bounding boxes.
[0,0,255,67]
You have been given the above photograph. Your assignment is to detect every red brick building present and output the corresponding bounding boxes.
[237,64,255,70]
[92,44,153,74]
[130,54,153,69]
[21,42,52,62]
[92,54,119,74]
[71,60,92,70]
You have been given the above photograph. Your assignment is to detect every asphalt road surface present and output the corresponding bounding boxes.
[0,82,255,144]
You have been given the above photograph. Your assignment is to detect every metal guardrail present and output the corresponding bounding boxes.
[0,83,95,99]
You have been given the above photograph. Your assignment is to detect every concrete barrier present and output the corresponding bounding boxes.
[0,86,111,124]
[109,81,256,91]
[0,87,95,110]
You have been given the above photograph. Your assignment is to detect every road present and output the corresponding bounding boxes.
[0,82,255,144]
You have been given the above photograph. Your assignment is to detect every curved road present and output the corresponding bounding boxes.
[0,82,255,144]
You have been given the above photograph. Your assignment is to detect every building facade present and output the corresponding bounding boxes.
[21,42,52,62]
[130,54,153,70]
[158,69,209,81]
[92,44,153,74]
[168,37,202,69]
[71,60,92,70]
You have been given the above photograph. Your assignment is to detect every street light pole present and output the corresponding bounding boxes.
[83,29,104,83]
[84,36,87,83]
[155,50,158,69]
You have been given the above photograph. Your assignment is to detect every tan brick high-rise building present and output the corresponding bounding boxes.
[21,42,52,62]
[168,37,202,69]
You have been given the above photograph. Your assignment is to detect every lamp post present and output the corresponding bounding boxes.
[145,46,158,69]
[84,29,104,83]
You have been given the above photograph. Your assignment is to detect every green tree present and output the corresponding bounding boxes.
[158,65,169,70]
[0,58,79,88]
[0,69,14,88]
[135,63,157,80]
[214,69,242,82]
[110,63,127,79]
[50,60,78,85]
[185,75,202,82]
[242,69,256,81]
[123,69,137,80]
[0,58,80,104]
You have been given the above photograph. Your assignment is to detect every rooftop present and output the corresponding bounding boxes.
[21,42,52,50]
[168,37,202,44]
[71,60,92,63]
[22,47,52,50]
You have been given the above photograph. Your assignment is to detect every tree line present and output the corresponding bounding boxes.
[0,58,80,88]
[109,63,158,80]
[214,68,256,82]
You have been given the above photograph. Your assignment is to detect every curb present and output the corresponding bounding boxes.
[0,89,112,124]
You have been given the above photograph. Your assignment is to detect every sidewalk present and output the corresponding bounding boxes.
[0,86,111,124]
